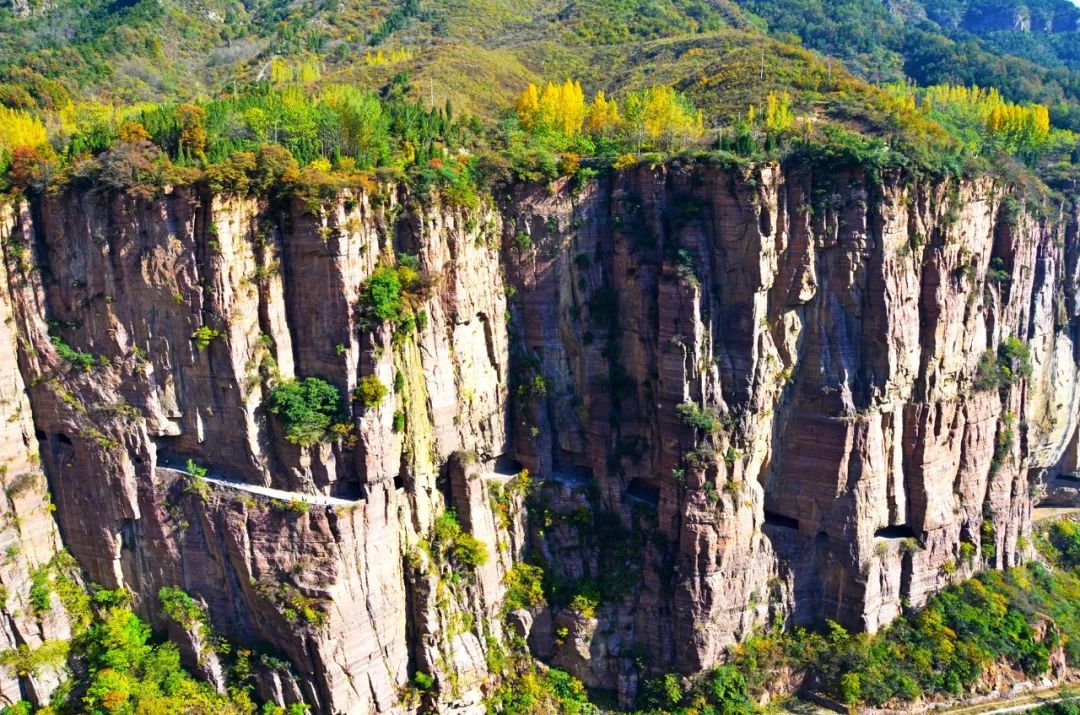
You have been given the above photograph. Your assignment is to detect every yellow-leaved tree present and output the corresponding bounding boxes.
[0,107,48,163]
[986,103,1050,156]
[585,90,622,136]
[516,84,542,130]
[624,86,704,151]
[764,91,794,133]
[516,80,586,136]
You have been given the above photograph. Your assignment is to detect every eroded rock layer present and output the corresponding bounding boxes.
[0,158,1075,712]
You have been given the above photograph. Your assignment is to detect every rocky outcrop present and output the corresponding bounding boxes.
[0,156,1076,711]
[961,1,1080,34]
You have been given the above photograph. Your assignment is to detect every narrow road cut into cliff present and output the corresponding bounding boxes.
[1033,506,1080,521]
[156,465,358,506]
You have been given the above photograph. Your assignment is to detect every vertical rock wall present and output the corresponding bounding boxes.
[0,206,75,708]
[503,160,1079,692]
[0,187,517,713]
[0,157,1076,711]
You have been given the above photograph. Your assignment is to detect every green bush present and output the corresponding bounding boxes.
[158,587,205,630]
[413,670,435,691]
[999,336,1033,386]
[363,265,403,322]
[1042,520,1080,570]
[974,350,1000,391]
[503,563,547,612]
[569,591,599,619]
[0,640,68,681]
[190,325,220,350]
[355,375,388,409]
[431,510,488,571]
[485,665,596,715]
[991,411,1016,474]
[9,603,256,715]
[267,377,345,446]
[703,666,753,714]
[359,260,426,327]
[638,673,683,710]
[452,533,488,569]
[50,334,96,370]
[974,338,1033,392]
[676,402,720,432]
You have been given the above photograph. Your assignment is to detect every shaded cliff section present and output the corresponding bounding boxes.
[0,157,1075,712]
[501,160,1080,696]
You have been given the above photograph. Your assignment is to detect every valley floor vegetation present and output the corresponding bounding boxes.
[628,517,1080,713]
[482,516,1080,714]
[0,564,282,715]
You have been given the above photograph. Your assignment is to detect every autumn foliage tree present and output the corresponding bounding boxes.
[516,80,586,135]
[176,103,207,162]
[891,84,1060,164]
[0,107,49,183]
[986,103,1050,158]
[585,90,621,136]
[764,91,795,133]
[624,85,704,151]
[514,81,703,153]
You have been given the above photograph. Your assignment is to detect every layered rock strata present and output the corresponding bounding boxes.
[0,157,1075,711]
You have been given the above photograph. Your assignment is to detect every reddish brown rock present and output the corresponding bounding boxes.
[0,156,1076,711]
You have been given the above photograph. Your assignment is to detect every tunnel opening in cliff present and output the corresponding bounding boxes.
[490,454,521,475]
[764,510,800,530]
[874,524,917,539]
[332,480,365,500]
[625,479,660,507]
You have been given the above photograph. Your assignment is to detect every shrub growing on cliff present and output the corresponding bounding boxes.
[267,377,345,446]
[974,338,1033,392]
[50,334,97,371]
[991,411,1017,474]
[190,325,220,350]
[158,587,207,631]
[485,665,595,714]
[676,401,720,432]
[431,510,488,572]
[999,336,1033,386]
[364,265,403,322]
[359,259,425,328]
[975,350,1000,391]
[355,375,388,409]
[503,563,546,612]
[0,639,69,681]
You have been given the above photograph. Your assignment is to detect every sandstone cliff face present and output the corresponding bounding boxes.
[501,161,1078,696]
[0,187,518,713]
[0,206,75,707]
[0,157,1074,712]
